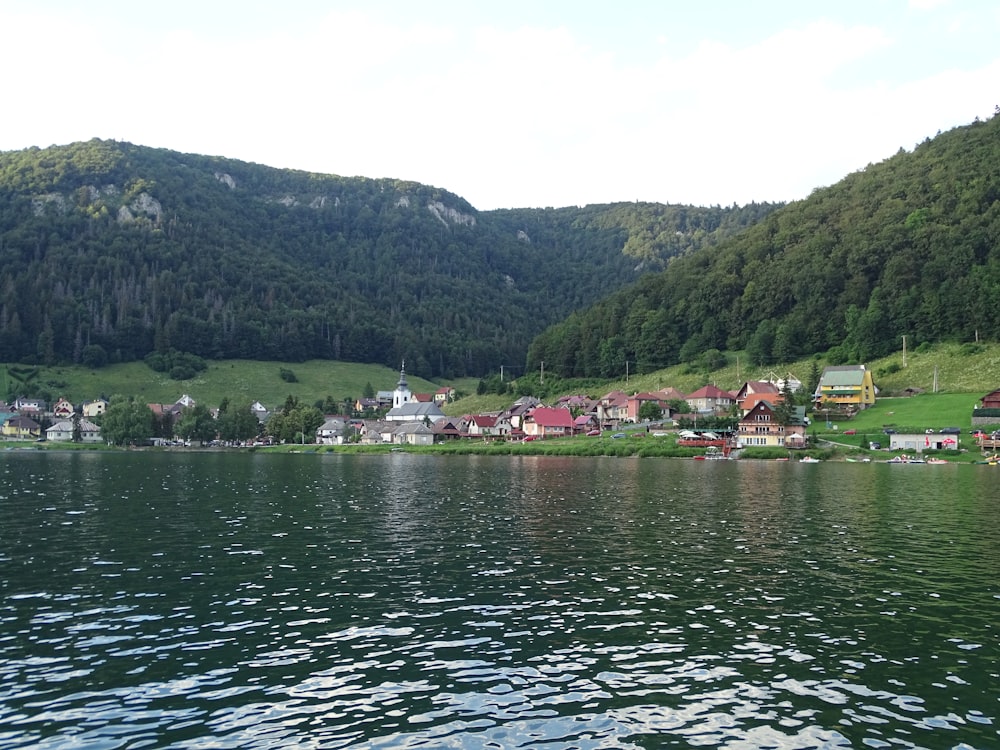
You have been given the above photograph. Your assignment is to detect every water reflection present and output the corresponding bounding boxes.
[0,452,998,748]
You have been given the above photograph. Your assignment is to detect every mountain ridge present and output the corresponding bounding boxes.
[0,139,777,377]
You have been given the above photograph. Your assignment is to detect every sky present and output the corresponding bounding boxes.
[2,1,998,210]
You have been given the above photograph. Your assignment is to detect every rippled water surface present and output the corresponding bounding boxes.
[1,451,998,748]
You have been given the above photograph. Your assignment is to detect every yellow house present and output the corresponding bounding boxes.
[2,415,42,440]
[814,365,877,410]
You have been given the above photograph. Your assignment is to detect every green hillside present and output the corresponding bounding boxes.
[2,359,447,411]
[528,113,1000,379]
[0,140,774,379]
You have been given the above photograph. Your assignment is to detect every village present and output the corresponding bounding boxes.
[4,362,999,456]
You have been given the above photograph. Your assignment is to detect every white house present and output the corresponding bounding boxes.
[315,417,347,445]
[45,418,102,443]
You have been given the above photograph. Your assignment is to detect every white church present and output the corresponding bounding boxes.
[384,362,446,423]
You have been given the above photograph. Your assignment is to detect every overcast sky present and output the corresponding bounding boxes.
[2,1,998,210]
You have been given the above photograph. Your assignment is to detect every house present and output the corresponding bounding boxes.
[316,417,347,445]
[736,400,807,448]
[354,397,378,413]
[433,387,455,406]
[738,392,784,416]
[555,394,594,411]
[626,392,669,422]
[888,432,959,454]
[734,380,780,404]
[772,372,803,393]
[250,401,271,423]
[148,402,184,434]
[395,422,434,446]
[814,365,876,411]
[359,420,391,445]
[523,407,575,438]
[656,387,688,404]
[82,399,109,418]
[596,391,629,425]
[2,415,41,440]
[980,389,1000,409]
[431,418,463,441]
[45,418,102,443]
[465,414,497,438]
[494,397,540,437]
[13,397,45,416]
[973,389,1000,427]
[574,414,599,433]
[686,384,737,414]
[52,397,75,419]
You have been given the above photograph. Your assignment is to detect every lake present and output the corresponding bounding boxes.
[1,451,997,748]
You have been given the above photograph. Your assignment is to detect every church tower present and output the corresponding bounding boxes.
[392,361,411,409]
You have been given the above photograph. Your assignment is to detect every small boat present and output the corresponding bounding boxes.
[800,456,820,463]
[887,455,925,464]
[695,446,731,460]
[925,457,948,464]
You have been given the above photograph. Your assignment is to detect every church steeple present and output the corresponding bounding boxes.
[393,361,411,409]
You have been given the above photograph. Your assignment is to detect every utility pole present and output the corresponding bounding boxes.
[540,361,544,384]
[625,360,629,384]
[500,365,504,382]
[902,335,907,367]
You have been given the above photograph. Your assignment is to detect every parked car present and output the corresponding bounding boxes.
[844,429,856,435]
[586,429,601,437]
[611,433,627,439]
[940,427,961,434]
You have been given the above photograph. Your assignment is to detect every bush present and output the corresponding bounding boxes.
[81,344,108,369]
[145,349,207,378]
[169,365,197,380]
[279,368,298,383]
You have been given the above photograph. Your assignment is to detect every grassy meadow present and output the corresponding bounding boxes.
[4,341,998,437]
[4,359,469,409]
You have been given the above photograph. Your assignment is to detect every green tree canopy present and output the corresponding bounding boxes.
[100,396,154,445]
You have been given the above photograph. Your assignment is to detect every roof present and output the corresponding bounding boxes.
[657,387,687,401]
[687,384,735,400]
[528,407,575,428]
[385,401,446,419]
[738,380,780,397]
[819,365,868,387]
[46,419,100,432]
[431,419,463,435]
[741,393,783,411]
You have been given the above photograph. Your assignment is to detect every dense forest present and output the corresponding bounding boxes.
[527,112,1000,378]
[0,139,776,378]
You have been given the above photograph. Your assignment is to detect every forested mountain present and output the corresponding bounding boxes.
[0,140,777,378]
[527,113,1000,378]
